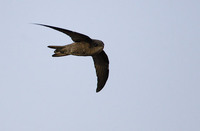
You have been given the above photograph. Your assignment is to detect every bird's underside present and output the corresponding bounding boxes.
[48,42,103,57]
[36,24,109,92]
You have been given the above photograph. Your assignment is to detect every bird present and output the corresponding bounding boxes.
[35,24,109,93]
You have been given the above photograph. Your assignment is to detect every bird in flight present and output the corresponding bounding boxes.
[36,24,109,92]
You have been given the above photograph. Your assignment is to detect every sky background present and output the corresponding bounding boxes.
[0,0,200,131]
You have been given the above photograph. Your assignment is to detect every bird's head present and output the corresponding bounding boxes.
[92,39,104,50]
[89,39,105,55]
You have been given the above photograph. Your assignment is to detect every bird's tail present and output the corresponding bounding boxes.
[48,45,63,49]
[48,45,69,57]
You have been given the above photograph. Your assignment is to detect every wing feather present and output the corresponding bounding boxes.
[92,51,109,92]
[35,23,92,43]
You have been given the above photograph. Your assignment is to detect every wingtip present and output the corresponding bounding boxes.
[31,23,41,25]
[96,87,103,93]
[31,23,48,27]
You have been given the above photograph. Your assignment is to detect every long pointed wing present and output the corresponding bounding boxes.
[92,51,109,92]
[35,23,92,43]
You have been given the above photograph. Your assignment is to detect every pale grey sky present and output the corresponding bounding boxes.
[0,0,200,131]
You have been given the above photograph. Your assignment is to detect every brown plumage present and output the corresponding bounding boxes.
[36,24,109,92]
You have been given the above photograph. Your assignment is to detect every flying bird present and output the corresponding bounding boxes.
[36,24,109,92]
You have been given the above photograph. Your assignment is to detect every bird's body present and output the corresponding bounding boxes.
[49,40,104,57]
[36,24,109,92]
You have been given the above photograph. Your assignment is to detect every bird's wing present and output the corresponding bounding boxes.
[35,23,92,43]
[92,51,109,92]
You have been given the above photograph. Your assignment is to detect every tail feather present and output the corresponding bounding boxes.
[48,45,69,57]
[52,53,67,57]
[48,45,63,49]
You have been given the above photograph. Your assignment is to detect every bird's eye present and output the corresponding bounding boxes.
[94,43,98,47]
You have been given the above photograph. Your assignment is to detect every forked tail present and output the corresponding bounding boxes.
[48,46,69,57]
